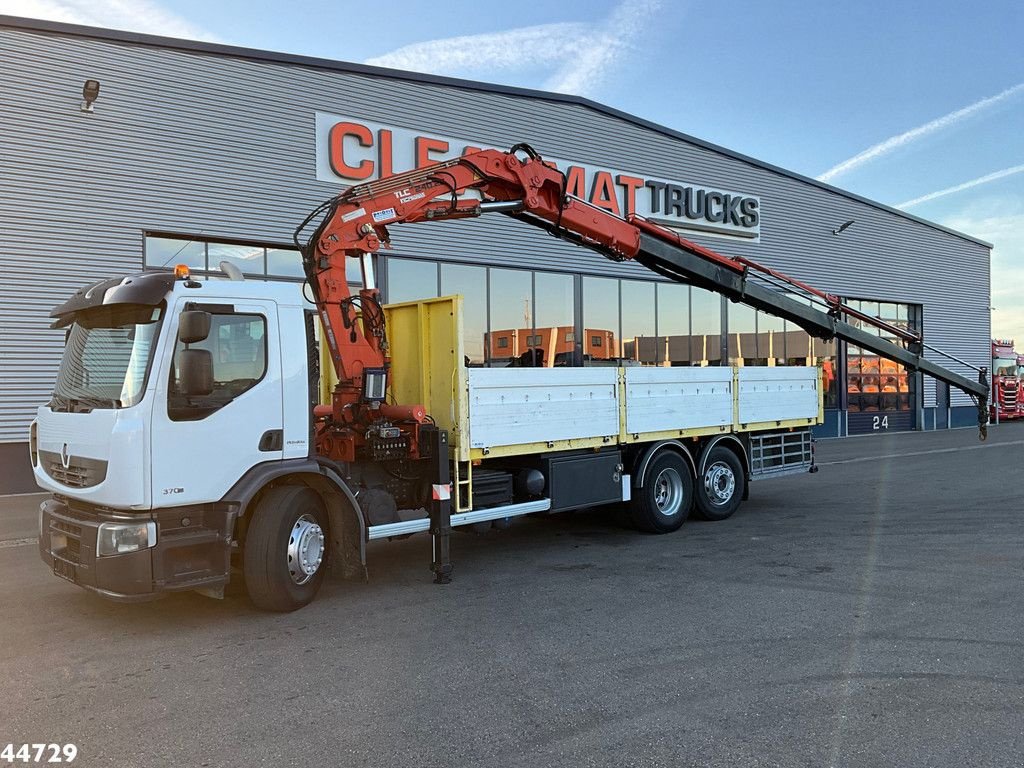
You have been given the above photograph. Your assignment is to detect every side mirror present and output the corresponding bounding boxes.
[178,310,211,344]
[178,349,213,397]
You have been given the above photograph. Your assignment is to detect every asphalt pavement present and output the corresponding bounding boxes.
[1,423,1023,767]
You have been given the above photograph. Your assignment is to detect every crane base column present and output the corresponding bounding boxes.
[427,427,453,584]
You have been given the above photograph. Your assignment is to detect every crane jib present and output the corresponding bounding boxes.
[635,233,989,401]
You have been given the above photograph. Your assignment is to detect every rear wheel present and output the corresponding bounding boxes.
[243,486,329,612]
[630,451,694,533]
[694,446,745,521]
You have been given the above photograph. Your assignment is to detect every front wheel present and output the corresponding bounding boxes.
[630,451,694,533]
[243,486,329,612]
[693,446,745,521]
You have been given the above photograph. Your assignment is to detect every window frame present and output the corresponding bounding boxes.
[167,309,269,422]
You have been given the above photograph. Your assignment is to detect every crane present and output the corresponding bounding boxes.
[295,143,990,463]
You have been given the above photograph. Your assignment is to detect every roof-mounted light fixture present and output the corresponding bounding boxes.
[832,219,855,236]
[81,79,100,112]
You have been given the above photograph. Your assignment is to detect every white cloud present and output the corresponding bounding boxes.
[364,0,663,98]
[0,0,220,41]
[817,82,1024,183]
[896,164,1024,208]
[943,203,1024,343]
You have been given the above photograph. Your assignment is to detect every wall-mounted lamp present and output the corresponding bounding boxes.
[81,79,100,112]
[832,219,855,236]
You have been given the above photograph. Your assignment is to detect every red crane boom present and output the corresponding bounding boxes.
[296,144,989,457]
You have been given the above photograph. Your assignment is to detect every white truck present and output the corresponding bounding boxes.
[33,145,988,611]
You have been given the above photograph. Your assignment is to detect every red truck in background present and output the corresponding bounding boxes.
[991,339,1021,420]
[1019,353,1024,417]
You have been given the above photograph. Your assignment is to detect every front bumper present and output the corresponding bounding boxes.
[39,497,236,601]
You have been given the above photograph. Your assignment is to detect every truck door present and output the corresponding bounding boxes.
[150,298,283,507]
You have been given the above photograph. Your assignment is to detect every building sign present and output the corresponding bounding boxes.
[314,112,760,240]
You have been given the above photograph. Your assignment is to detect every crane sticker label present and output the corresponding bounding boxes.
[315,112,761,241]
[372,207,397,223]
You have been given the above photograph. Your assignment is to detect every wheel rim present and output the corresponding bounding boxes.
[653,467,684,517]
[704,461,736,506]
[287,514,325,585]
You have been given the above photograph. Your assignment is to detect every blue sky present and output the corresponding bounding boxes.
[5,0,1022,343]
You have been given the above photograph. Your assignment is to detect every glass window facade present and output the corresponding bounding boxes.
[266,248,305,279]
[383,255,898,421]
[757,311,786,366]
[440,264,486,365]
[727,303,757,365]
[387,258,438,303]
[691,287,722,366]
[384,267,728,371]
[845,299,919,413]
[488,268,533,366]
[146,236,205,270]
[145,236,363,283]
[535,272,576,367]
[582,276,619,364]
[620,280,656,365]
[207,242,264,276]
[656,283,689,365]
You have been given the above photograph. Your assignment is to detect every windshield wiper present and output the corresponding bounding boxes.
[48,394,71,412]
[48,395,121,412]
[73,396,122,410]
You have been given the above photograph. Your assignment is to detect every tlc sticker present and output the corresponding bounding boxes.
[372,207,397,223]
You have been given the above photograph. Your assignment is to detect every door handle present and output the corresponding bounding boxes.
[259,430,283,451]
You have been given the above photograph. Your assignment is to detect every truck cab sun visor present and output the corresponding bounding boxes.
[49,272,177,328]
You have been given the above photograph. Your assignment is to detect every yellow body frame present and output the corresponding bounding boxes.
[319,296,825,511]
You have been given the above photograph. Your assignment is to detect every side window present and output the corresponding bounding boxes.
[169,313,267,421]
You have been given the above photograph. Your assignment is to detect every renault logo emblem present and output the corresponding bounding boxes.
[60,443,71,469]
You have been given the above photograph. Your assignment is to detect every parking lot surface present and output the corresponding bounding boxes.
[2,423,1023,767]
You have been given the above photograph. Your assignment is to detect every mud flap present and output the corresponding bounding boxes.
[324,487,368,582]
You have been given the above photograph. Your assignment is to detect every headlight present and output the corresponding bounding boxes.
[29,421,38,467]
[96,521,157,557]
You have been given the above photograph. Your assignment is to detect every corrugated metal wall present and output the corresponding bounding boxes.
[0,23,991,443]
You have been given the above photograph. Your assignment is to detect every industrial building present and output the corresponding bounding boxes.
[0,15,991,493]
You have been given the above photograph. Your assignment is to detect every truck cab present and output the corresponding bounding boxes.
[990,339,1020,421]
[33,270,322,601]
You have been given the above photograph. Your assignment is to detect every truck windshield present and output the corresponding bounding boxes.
[993,357,1017,376]
[52,304,164,411]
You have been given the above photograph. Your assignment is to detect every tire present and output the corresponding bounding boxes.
[630,451,694,533]
[243,486,329,612]
[694,446,745,521]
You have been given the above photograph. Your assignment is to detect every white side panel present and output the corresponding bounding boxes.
[278,305,313,460]
[468,368,619,449]
[624,367,733,434]
[738,367,819,424]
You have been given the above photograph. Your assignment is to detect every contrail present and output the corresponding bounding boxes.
[817,82,1024,183]
[544,0,663,95]
[897,164,1024,208]
[0,0,220,40]
[364,23,594,72]
[365,0,663,99]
